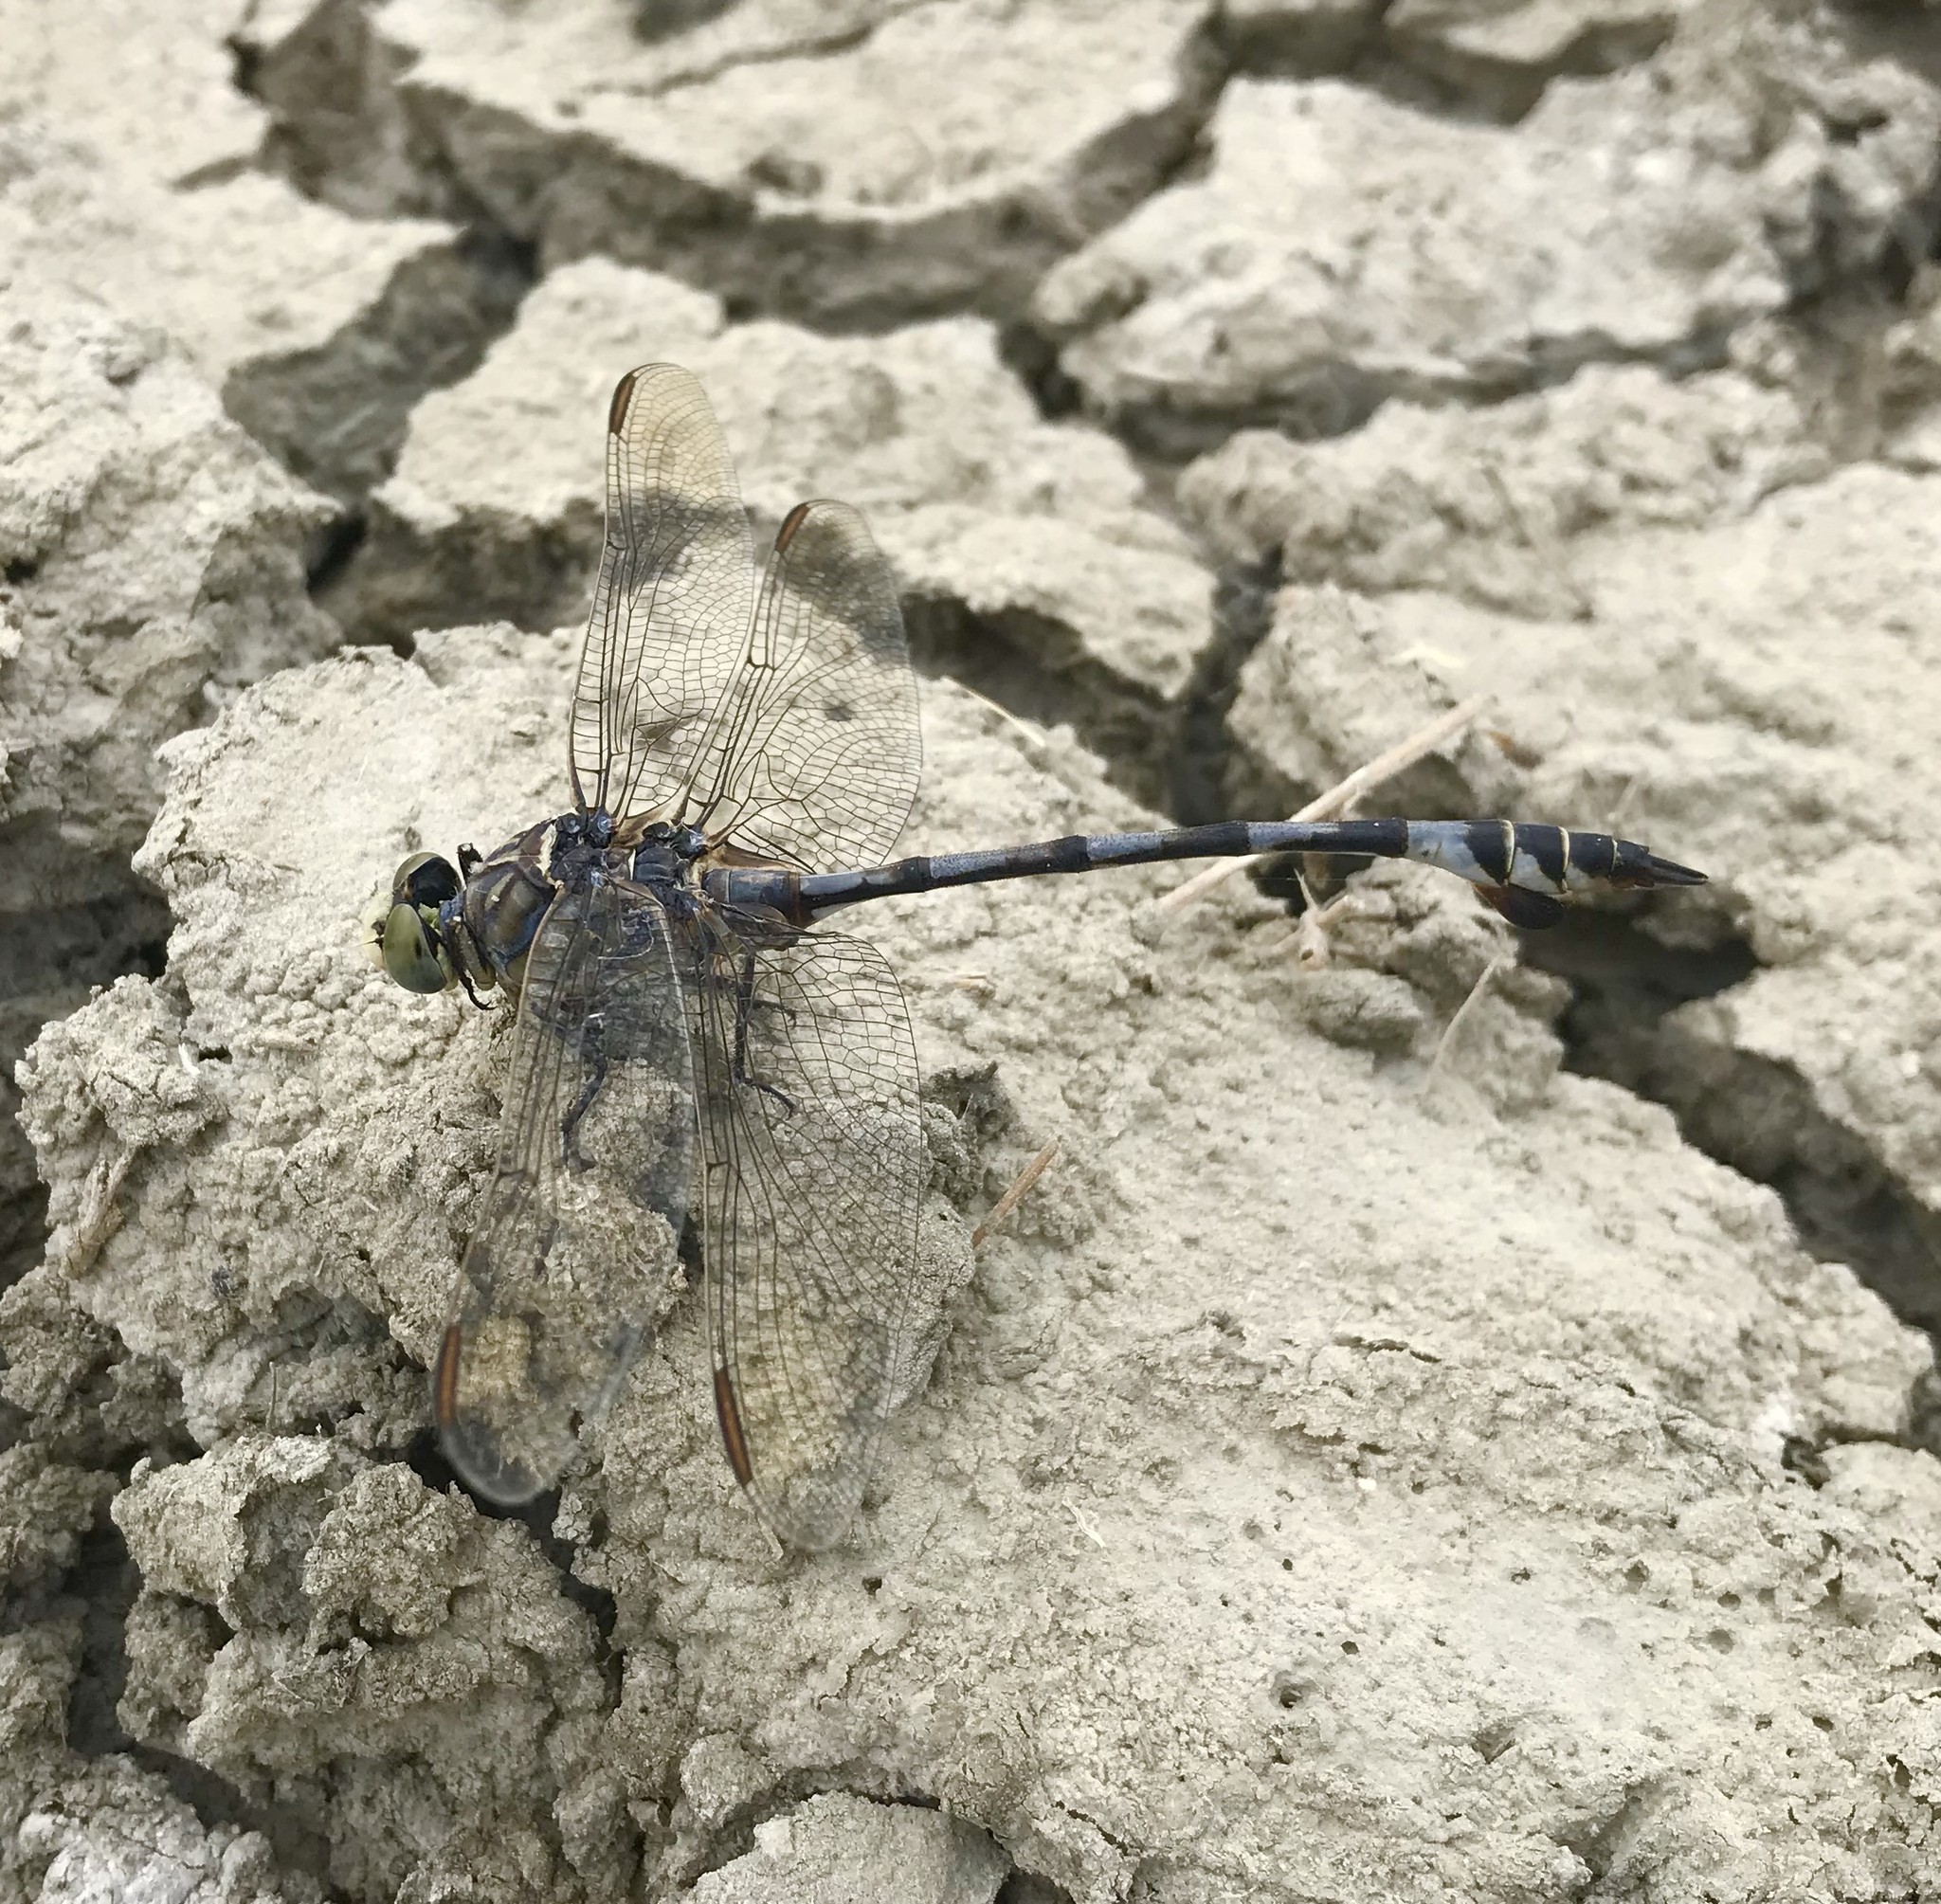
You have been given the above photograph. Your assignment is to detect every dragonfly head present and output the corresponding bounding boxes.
[375,851,463,993]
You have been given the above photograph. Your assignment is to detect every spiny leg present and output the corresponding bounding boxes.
[559,1010,608,1171]
[731,949,796,1115]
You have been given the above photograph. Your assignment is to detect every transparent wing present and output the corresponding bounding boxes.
[436,873,697,1504]
[688,927,924,1549]
[686,499,920,873]
[571,365,756,822]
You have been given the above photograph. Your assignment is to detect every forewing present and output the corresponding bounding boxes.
[436,873,696,1504]
[687,500,920,872]
[690,929,924,1548]
[571,365,756,821]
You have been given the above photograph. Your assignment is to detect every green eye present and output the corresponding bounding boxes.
[381,903,452,993]
[392,851,461,911]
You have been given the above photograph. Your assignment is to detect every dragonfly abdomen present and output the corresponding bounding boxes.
[715,816,1703,929]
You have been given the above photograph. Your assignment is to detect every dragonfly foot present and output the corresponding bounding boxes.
[735,1067,797,1116]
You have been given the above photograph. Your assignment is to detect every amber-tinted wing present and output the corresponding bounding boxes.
[436,872,696,1504]
[570,365,756,822]
[684,499,920,873]
[687,928,924,1549]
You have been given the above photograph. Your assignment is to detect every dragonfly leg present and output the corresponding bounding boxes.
[731,949,796,1115]
[559,1010,608,1170]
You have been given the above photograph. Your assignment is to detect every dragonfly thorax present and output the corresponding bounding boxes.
[629,819,708,885]
[375,808,723,1009]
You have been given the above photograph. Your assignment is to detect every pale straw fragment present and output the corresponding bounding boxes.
[971,1137,1063,1249]
[1424,952,1510,1087]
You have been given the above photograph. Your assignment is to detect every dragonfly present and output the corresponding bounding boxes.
[373,364,1708,1550]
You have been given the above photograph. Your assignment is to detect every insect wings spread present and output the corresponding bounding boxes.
[438,871,695,1503]
[446,365,928,1547]
[680,450,927,1547]
[569,364,756,821]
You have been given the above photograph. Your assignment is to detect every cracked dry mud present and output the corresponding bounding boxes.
[6,1,1941,1901]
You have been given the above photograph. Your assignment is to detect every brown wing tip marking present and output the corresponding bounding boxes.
[433,1323,463,1428]
[774,501,813,553]
[713,1365,755,1487]
[608,370,639,436]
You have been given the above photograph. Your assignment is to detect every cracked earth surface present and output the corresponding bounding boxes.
[6,1,1941,1899]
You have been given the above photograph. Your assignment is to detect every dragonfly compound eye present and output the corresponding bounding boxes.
[380,902,453,993]
[393,850,462,911]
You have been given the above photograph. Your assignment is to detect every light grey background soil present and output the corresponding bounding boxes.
[4,2,1941,1900]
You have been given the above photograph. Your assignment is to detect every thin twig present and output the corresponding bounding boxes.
[1155,695,1490,917]
[958,680,1046,746]
[1424,953,1509,1085]
[971,1137,1062,1249]
[1064,1489,1106,1548]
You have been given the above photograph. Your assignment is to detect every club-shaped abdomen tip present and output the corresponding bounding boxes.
[1614,840,1709,888]
[1646,852,1709,887]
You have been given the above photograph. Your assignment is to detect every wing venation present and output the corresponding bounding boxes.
[686,499,920,872]
[438,873,696,1503]
[571,365,756,821]
[689,928,926,1548]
